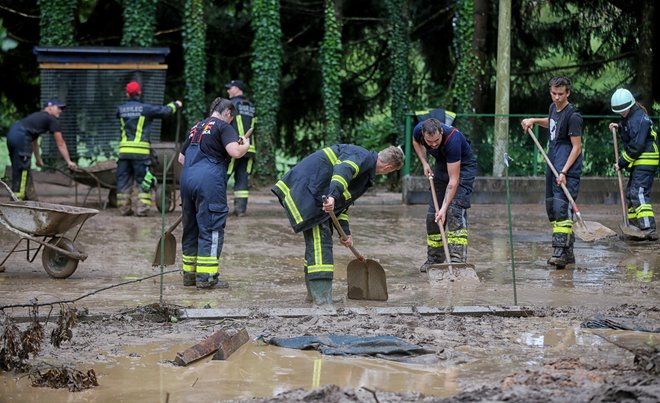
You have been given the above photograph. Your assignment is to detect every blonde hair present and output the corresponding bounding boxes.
[378,146,405,170]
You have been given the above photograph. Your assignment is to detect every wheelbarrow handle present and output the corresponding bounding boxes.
[0,180,18,201]
[322,196,365,262]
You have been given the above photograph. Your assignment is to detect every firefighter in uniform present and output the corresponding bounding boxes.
[178,98,250,288]
[116,81,182,216]
[609,88,658,240]
[272,145,404,305]
[522,77,583,269]
[6,100,78,200]
[225,80,256,216]
[413,118,477,272]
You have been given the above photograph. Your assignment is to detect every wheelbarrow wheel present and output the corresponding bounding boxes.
[155,185,175,213]
[42,237,79,279]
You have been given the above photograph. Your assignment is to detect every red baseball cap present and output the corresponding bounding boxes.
[126,81,141,95]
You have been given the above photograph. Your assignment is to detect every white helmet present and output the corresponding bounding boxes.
[611,88,635,113]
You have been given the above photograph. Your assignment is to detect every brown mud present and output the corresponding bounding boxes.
[1,184,658,401]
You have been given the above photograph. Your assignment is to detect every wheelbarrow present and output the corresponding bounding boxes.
[0,190,98,278]
[70,160,118,209]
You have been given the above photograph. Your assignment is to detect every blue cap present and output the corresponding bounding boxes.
[44,99,66,108]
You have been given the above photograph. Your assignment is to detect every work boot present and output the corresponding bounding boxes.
[234,198,247,217]
[183,272,196,286]
[308,279,333,305]
[547,247,572,269]
[195,273,229,289]
[304,271,312,303]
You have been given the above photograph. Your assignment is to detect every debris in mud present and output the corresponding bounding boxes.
[0,306,44,372]
[260,384,425,403]
[51,305,78,348]
[30,367,98,391]
[117,303,183,323]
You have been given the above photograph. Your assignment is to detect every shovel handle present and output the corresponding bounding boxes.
[611,127,630,225]
[238,127,254,145]
[428,176,454,274]
[526,128,588,231]
[165,214,183,234]
[322,196,365,262]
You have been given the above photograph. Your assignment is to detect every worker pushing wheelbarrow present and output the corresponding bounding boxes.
[0,180,98,278]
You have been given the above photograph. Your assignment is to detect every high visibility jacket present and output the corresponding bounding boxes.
[272,144,378,233]
[617,106,659,171]
[117,97,179,159]
[229,95,256,157]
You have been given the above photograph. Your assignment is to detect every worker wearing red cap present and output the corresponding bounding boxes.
[116,81,182,216]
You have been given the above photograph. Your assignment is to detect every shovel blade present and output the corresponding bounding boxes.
[574,221,617,242]
[618,222,652,240]
[427,263,479,283]
[152,233,177,266]
[346,259,388,301]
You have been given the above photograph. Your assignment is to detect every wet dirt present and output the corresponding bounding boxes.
[1,184,659,401]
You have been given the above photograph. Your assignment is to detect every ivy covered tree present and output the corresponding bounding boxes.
[385,0,409,145]
[321,0,343,144]
[37,0,76,46]
[182,0,207,125]
[251,0,282,181]
[121,0,158,47]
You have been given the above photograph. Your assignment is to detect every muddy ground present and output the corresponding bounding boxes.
[0,183,659,402]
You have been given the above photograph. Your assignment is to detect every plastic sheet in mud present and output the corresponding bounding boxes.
[266,334,434,359]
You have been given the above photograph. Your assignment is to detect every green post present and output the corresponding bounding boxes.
[404,113,412,176]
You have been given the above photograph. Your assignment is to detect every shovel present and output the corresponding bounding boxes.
[426,176,478,282]
[611,127,649,239]
[527,128,616,242]
[323,198,388,301]
[152,214,182,266]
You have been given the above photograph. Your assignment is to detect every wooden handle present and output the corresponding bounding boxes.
[526,128,588,230]
[428,176,453,273]
[611,127,629,224]
[165,214,183,235]
[238,127,254,145]
[322,196,364,261]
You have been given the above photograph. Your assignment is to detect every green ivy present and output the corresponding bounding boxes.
[182,0,207,126]
[38,0,76,46]
[121,0,158,47]
[251,0,282,182]
[452,0,479,113]
[385,0,409,145]
[320,0,342,144]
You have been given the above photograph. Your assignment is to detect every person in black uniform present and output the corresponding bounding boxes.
[6,100,78,200]
[521,77,583,269]
[116,81,182,216]
[178,97,250,289]
[272,145,404,304]
[609,88,658,240]
[225,80,256,217]
[412,118,477,272]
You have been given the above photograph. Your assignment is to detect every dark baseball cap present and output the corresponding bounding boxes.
[44,99,66,108]
[224,80,245,91]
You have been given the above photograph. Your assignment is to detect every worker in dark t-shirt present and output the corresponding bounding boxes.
[6,100,77,200]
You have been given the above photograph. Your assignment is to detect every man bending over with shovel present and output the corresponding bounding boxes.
[413,118,477,272]
[272,145,404,305]
[521,77,583,269]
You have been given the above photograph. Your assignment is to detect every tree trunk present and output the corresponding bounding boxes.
[635,0,653,109]
[472,0,488,114]
[492,0,511,177]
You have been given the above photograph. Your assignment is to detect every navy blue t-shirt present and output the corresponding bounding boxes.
[21,111,62,140]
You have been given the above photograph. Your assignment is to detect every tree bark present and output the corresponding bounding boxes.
[472,0,488,113]
[635,0,653,109]
[493,0,511,177]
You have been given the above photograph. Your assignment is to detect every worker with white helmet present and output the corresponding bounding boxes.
[609,88,658,240]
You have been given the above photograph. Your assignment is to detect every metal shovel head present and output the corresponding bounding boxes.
[152,232,177,266]
[618,222,652,240]
[346,258,388,301]
[574,221,617,242]
[427,263,479,284]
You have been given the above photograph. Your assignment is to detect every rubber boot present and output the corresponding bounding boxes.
[234,198,247,217]
[196,273,229,289]
[308,279,333,305]
[548,248,570,269]
[183,272,196,287]
[304,269,313,303]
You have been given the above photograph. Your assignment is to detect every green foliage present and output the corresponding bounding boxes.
[0,19,17,52]
[251,0,282,182]
[452,0,479,113]
[182,0,207,125]
[37,0,76,46]
[385,0,409,145]
[121,0,158,47]
[320,0,342,144]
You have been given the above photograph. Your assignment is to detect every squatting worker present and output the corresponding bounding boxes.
[177,98,250,289]
[6,100,78,200]
[609,88,658,241]
[116,81,182,217]
[225,79,256,217]
[272,145,404,305]
[413,118,477,272]
[521,77,583,269]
